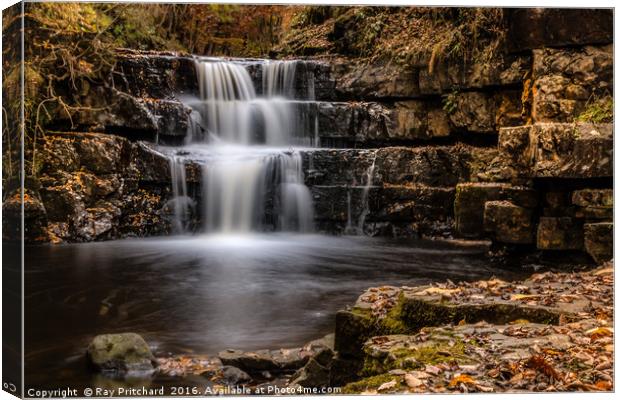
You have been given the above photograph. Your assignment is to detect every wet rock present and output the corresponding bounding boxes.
[310,184,454,237]
[531,45,612,122]
[313,102,389,143]
[289,335,335,388]
[506,9,613,52]
[584,222,613,263]
[219,366,252,385]
[379,185,455,223]
[2,189,48,241]
[87,333,156,374]
[483,200,534,244]
[78,202,122,241]
[113,50,198,99]
[40,135,80,173]
[130,142,172,183]
[376,147,463,187]
[73,133,129,174]
[290,358,331,388]
[35,132,177,243]
[499,123,613,179]
[143,99,192,139]
[536,217,584,250]
[218,348,311,372]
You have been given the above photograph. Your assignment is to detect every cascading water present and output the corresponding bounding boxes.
[169,155,193,233]
[357,153,377,232]
[167,57,316,234]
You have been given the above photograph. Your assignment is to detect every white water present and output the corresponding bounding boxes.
[357,153,377,233]
[168,58,316,234]
[169,155,193,233]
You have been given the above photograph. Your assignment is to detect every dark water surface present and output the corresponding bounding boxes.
[23,234,530,390]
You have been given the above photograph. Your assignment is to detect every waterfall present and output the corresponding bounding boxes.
[262,60,297,98]
[357,154,377,232]
[169,156,193,233]
[168,57,315,234]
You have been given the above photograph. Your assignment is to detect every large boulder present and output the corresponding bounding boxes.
[87,333,156,374]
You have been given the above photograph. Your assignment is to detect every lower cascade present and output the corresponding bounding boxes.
[166,57,316,234]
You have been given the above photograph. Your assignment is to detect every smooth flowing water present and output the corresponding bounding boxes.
[170,58,318,234]
[22,236,530,389]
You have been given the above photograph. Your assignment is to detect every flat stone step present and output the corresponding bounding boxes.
[340,265,613,393]
[335,265,612,358]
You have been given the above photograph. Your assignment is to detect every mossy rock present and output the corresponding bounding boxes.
[361,335,474,376]
[87,333,156,373]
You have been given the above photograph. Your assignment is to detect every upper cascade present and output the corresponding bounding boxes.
[186,57,316,147]
[262,60,298,98]
[167,57,317,235]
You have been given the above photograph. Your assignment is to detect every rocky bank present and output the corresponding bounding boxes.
[87,262,613,393]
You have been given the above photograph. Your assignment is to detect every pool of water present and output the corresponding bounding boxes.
[22,234,530,390]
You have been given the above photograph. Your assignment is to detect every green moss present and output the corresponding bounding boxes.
[361,338,473,376]
[342,373,403,394]
[576,96,613,124]
[378,294,409,333]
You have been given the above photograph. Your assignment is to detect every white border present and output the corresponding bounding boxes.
[0,1,616,400]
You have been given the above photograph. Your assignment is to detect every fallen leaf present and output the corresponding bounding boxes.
[526,355,563,381]
[594,380,612,391]
[449,374,476,387]
[586,327,613,340]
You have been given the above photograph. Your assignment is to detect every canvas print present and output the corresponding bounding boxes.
[1,2,614,397]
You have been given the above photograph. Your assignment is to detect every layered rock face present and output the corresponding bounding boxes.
[8,8,612,265]
[4,133,183,243]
